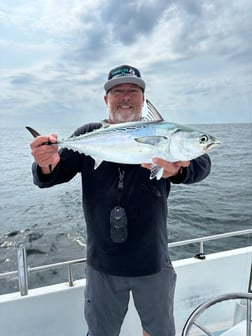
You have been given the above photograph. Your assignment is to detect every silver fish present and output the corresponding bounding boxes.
[26,99,220,179]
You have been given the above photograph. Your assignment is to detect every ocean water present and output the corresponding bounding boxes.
[0,123,252,294]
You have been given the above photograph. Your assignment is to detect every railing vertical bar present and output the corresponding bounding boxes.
[17,245,29,296]
[200,241,204,255]
[68,264,74,287]
[246,298,251,336]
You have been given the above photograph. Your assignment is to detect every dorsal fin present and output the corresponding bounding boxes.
[142,99,164,122]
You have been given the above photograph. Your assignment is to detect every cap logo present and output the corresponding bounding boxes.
[110,67,139,79]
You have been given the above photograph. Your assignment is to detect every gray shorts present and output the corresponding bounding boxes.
[84,259,177,336]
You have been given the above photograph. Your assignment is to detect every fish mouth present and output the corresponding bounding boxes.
[205,139,221,151]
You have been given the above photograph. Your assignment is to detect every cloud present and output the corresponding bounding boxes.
[0,0,251,127]
[100,0,169,45]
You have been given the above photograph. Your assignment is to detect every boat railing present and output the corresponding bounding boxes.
[169,228,252,260]
[0,228,251,296]
[0,249,85,296]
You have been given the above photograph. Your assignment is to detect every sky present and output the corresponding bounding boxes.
[1,0,252,129]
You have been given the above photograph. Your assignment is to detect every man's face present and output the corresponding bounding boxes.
[104,83,144,124]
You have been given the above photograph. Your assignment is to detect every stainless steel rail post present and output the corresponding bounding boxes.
[68,264,74,287]
[17,245,29,296]
[246,296,251,336]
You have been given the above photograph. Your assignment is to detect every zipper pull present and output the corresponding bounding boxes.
[118,168,125,190]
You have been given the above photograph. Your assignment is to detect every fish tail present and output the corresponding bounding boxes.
[25,126,41,138]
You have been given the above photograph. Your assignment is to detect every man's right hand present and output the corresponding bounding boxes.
[30,134,60,174]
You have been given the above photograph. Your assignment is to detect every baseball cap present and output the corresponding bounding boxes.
[104,65,146,93]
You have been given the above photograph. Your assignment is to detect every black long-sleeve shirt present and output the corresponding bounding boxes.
[32,123,211,276]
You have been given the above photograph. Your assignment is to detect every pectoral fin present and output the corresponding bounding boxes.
[150,164,164,180]
[135,136,167,146]
[94,159,103,169]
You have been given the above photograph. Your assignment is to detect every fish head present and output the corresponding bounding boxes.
[168,128,221,161]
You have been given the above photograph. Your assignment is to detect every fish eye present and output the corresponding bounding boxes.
[200,134,209,143]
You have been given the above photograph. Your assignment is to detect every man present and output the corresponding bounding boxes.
[30,65,211,336]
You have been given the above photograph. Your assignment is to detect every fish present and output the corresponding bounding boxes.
[26,99,220,179]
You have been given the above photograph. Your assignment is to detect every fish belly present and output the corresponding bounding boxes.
[61,134,159,164]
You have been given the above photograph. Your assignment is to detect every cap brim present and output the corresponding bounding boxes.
[104,77,145,92]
